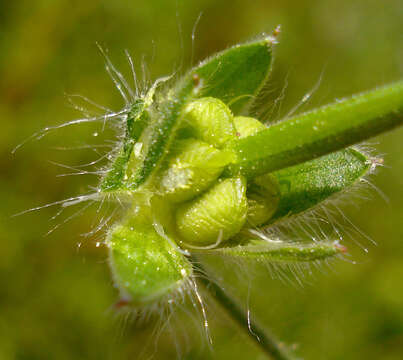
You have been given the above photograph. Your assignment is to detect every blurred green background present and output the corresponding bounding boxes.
[1,0,402,359]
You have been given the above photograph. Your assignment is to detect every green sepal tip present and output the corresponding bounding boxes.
[183,36,274,113]
[100,99,149,192]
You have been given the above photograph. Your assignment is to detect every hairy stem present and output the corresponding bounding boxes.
[192,257,295,360]
[227,80,403,179]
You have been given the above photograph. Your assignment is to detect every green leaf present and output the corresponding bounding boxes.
[226,81,403,179]
[107,213,192,306]
[209,240,345,263]
[124,37,274,191]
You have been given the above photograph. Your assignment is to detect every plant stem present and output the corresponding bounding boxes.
[226,80,403,179]
[191,257,295,360]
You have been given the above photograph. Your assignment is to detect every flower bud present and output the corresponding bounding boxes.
[233,116,280,227]
[182,97,236,148]
[246,173,280,226]
[158,138,234,203]
[176,176,247,246]
[233,116,266,138]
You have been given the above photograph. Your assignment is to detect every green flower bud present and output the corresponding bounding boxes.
[176,176,248,247]
[246,173,280,227]
[233,116,280,227]
[182,97,236,148]
[158,138,234,203]
[233,116,266,138]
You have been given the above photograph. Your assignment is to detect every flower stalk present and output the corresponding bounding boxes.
[192,257,295,360]
[226,81,403,179]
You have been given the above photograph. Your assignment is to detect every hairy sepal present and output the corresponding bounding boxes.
[107,211,192,306]
[177,36,274,114]
[207,239,344,263]
[100,99,149,192]
[267,148,370,224]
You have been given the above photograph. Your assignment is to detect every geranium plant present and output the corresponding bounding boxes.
[18,30,403,359]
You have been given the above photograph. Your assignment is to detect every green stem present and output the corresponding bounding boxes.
[192,257,295,360]
[226,81,403,179]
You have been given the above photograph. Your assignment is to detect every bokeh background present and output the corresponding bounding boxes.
[1,0,402,359]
